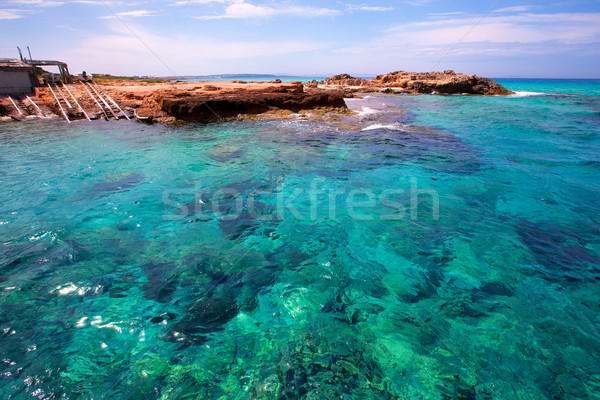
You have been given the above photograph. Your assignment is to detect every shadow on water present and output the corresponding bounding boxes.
[351,127,485,174]
[515,219,600,284]
[264,123,485,177]
[163,296,239,347]
[142,262,179,304]
[85,172,145,198]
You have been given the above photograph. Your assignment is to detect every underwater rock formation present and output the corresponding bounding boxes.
[164,296,239,345]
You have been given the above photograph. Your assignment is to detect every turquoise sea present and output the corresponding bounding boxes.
[1,80,600,399]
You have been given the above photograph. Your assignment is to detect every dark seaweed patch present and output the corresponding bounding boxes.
[474,281,515,298]
[516,219,600,283]
[142,262,178,303]
[88,172,144,196]
[164,297,239,346]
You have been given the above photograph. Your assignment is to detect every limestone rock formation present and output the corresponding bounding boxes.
[325,74,369,87]
[157,87,347,121]
[325,70,511,95]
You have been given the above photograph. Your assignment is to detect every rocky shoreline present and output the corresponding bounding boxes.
[0,71,511,123]
[117,81,348,122]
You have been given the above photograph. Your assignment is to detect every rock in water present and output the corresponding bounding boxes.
[159,90,347,121]
[141,262,178,303]
[325,70,512,95]
[90,172,144,194]
[164,297,239,345]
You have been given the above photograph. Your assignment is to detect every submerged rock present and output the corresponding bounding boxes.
[206,144,244,163]
[141,262,178,303]
[143,279,177,303]
[164,296,239,345]
[89,172,144,196]
[516,219,600,283]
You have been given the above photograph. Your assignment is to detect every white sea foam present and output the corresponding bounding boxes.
[362,123,409,131]
[510,91,547,98]
[356,107,381,118]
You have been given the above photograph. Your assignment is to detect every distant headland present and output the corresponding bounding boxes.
[324,70,511,95]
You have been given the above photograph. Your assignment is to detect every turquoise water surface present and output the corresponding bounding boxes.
[1,80,599,399]
[496,78,600,97]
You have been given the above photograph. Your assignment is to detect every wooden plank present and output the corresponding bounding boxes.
[93,82,130,120]
[63,85,91,121]
[55,84,72,108]
[47,83,70,123]
[80,82,109,120]
[87,82,118,120]
[26,96,44,117]
[7,96,24,117]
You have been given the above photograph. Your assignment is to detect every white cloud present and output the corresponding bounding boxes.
[335,11,600,70]
[494,5,533,13]
[217,2,275,18]
[60,23,333,75]
[72,1,123,5]
[384,13,600,45]
[429,11,465,18]
[171,0,227,4]
[56,23,80,31]
[0,9,25,19]
[6,0,63,6]
[196,1,339,19]
[361,6,393,11]
[99,9,157,19]
[118,10,156,17]
[347,5,393,12]
[403,0,433,6]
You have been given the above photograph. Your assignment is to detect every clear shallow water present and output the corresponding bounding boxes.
[1,80,600,399]
[496,78,600,97]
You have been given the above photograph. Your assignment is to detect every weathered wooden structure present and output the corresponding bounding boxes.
[0,55,74,95]
[26,59,73,84]
[1,50,132,122]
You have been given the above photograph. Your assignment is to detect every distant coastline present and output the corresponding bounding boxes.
[173,74,329,83]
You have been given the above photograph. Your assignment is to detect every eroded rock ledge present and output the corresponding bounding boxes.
[158,88,346,121]
[324,70,511,95]
[96,80,346,123]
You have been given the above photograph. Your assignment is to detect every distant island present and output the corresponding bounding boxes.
[179,74,281,79]
[169,74,323,81]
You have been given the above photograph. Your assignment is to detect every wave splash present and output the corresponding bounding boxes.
[510,91,547,98]
[362,123,410,131]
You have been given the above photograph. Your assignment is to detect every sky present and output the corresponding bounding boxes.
[1,0,600,78]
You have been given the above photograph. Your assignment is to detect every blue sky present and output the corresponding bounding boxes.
[1,0,600,78]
